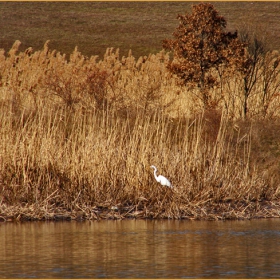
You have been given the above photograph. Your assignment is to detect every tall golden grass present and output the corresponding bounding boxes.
[0,41,280,221]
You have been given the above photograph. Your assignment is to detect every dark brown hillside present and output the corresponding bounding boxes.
[0,2,279,58]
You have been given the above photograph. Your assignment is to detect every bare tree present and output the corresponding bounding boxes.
[238,31,266,118]
[239,26,280,118]
[261,51,280,118]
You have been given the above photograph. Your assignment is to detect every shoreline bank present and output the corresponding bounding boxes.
[1,200,279,222]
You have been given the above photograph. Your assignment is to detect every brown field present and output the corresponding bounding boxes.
[0,2,280,221]
[0,2,280,58]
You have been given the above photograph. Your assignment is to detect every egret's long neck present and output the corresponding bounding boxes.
[153,168,158,181]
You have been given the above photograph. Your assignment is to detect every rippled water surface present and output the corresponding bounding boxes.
[1,219,280,278]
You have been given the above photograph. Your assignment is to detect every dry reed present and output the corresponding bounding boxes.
[0,41,280,221]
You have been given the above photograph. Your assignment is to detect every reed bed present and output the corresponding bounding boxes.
[0,41,280,221]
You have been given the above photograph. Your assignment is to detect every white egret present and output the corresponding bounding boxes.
[150,165,172,188]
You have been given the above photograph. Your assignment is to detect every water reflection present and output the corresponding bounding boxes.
[0,219,280,278]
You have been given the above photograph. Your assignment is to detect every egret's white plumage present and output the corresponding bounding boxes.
[150,165,172,188]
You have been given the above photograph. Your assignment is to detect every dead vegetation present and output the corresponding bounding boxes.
[0,40,280,222]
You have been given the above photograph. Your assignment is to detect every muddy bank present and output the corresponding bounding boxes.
[1,200,280,222]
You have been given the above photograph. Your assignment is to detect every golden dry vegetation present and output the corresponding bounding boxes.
[0,41,280,221]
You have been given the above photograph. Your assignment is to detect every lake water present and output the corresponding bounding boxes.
[0,219,280,278]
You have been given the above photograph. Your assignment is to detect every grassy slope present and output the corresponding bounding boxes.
[0,2,279,59]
